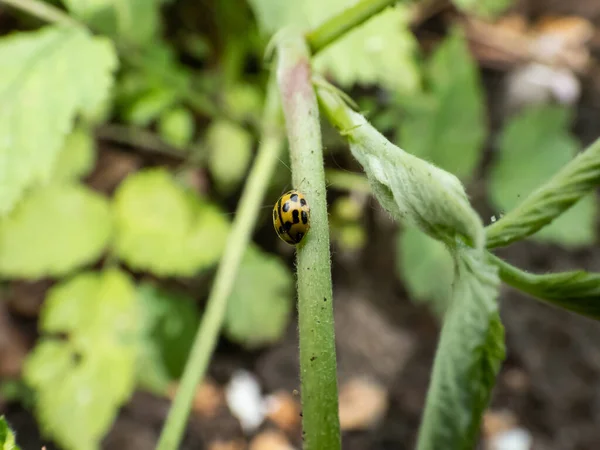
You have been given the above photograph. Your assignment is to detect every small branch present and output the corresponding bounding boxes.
[276,31,341,450]
[0,0,82,27]
[156,74,284,450]
[306,0,400,55]
[96,124,189,159]
[325,169,371,194]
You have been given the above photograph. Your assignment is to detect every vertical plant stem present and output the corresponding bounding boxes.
[306,0,401,54]
[156,75,283,450]
[276,31,341,450]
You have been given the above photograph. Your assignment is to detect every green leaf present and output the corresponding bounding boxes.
[62,0,169,46]
[417,247,505,450]
[397,226,454,316]
[206,120,253,194]
[24,269,139,450]
[0,416,21,450]
[0,25,117,216]
[489,252,600,321]
[248,0,420,92]
[398,27,486,181]
[158,107,195,149]
[113,168,230,276]
[224,247,293,348]
[136,283,200,392]
[451,0,513,18]
[51,126,96,181]
[0,183,112,279]
[124,88,178,127]
[317,83,485,250]
[489,105,597,248]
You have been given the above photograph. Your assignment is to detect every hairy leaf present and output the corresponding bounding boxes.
[136,283,200,392]
[398,28,486,180]
[206,120,253,194]
[489,106,597,248]
[24,269,138,450]
[249,0,419,92]
[397,226,454,316]
[0,417,20,450]
[417,248,505,450]
[489,252,600,320]
[0,184,112,279]
[0,25,117,216]
[224,247,293,348]
[113,168,230,276]
[317,84,484,249]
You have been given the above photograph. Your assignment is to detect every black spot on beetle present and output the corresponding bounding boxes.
[282,201,290,212]
[273,210,277,221]
[295,232,304,242]
[290,193,299,202]
[284,221,293,231]
[292,210,300,223]
[300,198,306,206]
[279,226,284,234]
[301,210,308,224]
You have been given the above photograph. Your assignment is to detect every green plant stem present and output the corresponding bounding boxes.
[276,31,341,450]
[0,0,82,27]
[325,169,371,194]
[156,75,283,450]
[306,0,400,55]
[487,252,600,320]
[485,137,600,249]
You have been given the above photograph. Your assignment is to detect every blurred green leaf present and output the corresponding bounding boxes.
[0,416,20,450]
[0,26,117,216]
[62,0,169,46]
[0,184,112,279]
[398,27,486,181]
[124,88,178,127]
[113,168,230,276]
[206,120,253,194]
[223,83,263,123]
[158,107,196,149]
[451,0,513,18]
[224,247,293,348]
[417,248,504,450]
[489,105,597,247]
[51,126,96,181]
[397,227,454,316]
[136,283,200,393]
[24,269,138,450]
[248,0,419,92]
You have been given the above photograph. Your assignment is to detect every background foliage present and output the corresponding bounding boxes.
[0,0,598,448]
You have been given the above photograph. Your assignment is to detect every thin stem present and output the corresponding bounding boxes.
[155,75,284,450]
[96,124,189,159]
[325,169,371,194]
[0,0,82,27]
[276,31,341,450]
[306,0,400,55]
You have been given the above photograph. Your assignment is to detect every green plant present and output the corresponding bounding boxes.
[2,0,600,450]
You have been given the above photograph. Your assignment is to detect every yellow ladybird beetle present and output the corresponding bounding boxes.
[273,190,310,245]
